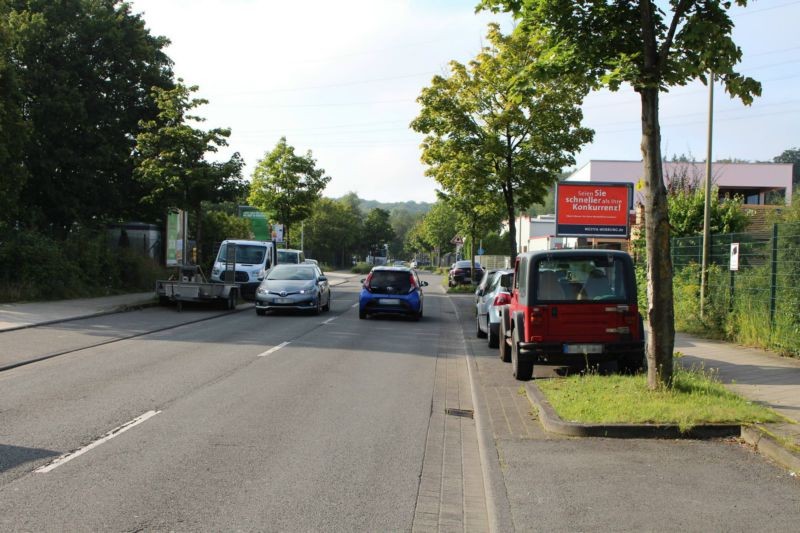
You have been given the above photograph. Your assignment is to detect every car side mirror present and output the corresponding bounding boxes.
[318,276,327,282]
[476,289,484,296]
[360,278,366,284]
[421,281,428,287]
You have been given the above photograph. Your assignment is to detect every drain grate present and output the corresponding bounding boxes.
[445,408,474,419]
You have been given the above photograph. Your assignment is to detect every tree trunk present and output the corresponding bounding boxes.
[640,87,675,388]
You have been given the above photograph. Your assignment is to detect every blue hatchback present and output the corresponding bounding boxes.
[359,267,428,320]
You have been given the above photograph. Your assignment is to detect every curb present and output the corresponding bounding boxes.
[741,424,800,475]
[524,381,741,439]
[450,297,515,533]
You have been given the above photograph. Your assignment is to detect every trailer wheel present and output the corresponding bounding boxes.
[158,296,170,306]
[227,290,237,310]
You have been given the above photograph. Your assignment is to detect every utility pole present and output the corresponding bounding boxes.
[700,73,715,319]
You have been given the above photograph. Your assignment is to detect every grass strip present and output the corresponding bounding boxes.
[536,363,782,432]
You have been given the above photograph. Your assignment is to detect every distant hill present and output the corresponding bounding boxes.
[330,194,433,215]
[359,199,432,214]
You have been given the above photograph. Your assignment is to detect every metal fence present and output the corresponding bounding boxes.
[670,222,800,355]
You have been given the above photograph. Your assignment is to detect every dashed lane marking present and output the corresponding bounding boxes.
[36,410,161,473]
[257,341,290,357]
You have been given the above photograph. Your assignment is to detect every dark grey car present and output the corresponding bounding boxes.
[255,264,331,315]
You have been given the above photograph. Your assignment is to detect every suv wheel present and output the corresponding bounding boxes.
[512,326,533,380]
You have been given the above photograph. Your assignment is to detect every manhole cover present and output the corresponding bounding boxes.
[445,408,474,419]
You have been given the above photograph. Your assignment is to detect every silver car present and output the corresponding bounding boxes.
[475,269,513,348]
[255,264,330,315]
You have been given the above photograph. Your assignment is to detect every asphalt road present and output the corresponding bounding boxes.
[1,274,798,532]
[0,276,449,531]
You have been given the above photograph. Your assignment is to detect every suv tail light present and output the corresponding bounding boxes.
[492,293,511,306]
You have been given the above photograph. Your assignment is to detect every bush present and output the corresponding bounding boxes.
[0,228,168,303]
[351,262,373,274]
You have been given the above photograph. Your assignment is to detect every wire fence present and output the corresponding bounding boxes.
[670,222,800,356]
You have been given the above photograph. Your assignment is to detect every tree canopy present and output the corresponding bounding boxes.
[411,23,592,261]
[7,0,174,231]
[480,0,761,388]
[134,82,245,262]
[248,137,331,248]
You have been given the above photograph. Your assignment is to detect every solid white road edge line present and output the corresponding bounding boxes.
[322,317,337,324]
[351,303,359,308]
[258,341,290,357]
[35,410,161,474]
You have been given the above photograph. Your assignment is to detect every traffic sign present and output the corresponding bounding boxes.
[451,235,464,245]
[477,247,484,256]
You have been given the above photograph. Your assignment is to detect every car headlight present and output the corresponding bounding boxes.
[212,268,220,276]
[256,288,268,295]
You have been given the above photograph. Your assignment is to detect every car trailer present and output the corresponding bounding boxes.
[155,265,239,312]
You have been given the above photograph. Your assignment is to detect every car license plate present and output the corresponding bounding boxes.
[274,298,291,304]
[463,277,471,283]
[563,344,603,354]
[380,298,400,305]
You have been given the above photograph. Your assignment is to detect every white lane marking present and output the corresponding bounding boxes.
[351,303,359,308]
[36,410,161,473]
[322,317,337,324]
[258,341,290,357]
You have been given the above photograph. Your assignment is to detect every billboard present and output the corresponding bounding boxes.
[556,182,632,238]
[165,209,185,267]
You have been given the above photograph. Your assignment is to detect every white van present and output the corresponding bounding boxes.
[276,248,305,264]
[211,240,274,294]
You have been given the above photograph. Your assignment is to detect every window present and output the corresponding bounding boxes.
[217,245,267,264]
[535,257,628,303]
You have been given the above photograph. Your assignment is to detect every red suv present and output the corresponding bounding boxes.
[498,250,645,380]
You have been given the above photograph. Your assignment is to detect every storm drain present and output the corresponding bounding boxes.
[445,408,474,419]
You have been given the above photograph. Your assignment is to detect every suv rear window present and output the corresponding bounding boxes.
[535,256,628,302]
[369,270,412,293]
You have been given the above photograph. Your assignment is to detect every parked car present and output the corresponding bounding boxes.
[498,250,645,380]
[255,264,330,315]
[359,266,428,320]
[448,260,485,286]
[475,269,513,348]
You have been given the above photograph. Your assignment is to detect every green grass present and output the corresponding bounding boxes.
[536,364,783,432]
[447,284,478,294]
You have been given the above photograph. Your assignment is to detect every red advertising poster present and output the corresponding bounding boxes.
[556,182,631,237]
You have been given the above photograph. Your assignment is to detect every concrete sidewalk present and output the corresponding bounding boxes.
[675,332,800,472]
[0,292,155,332]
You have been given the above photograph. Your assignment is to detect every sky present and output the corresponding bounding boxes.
[127,0,800,204]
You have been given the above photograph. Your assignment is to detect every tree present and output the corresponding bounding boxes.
[9,0,174,231]
[773,148,800,187]
[0,1,27,227]
[248,137,331,248]
[418,200,459,266]
[411,23,592,262]
[439,189,505,276]
[481,0,761,388]
[134,82,245,263]
[301,197,362,267]
[362,208,396,258]
[665,164,749,237]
